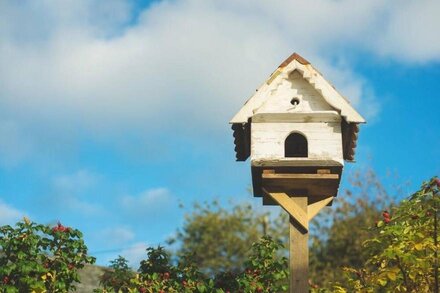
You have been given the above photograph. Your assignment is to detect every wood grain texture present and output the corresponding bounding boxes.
[263,190,308,232]
[251,159,343,167]
[261,173,340,197]
[250,121,344,164]
[307,196,334,220]
[289,197,309,293]
[262,173,338,180]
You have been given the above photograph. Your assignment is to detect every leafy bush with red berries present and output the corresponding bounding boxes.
[99,255,134,292]
[95,235,288,292]
[0,219,95,292]
[316,177,440,292]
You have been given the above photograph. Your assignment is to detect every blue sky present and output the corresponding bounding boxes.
[0,0,439,266]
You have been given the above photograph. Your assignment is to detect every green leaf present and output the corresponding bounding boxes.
[378,278,387,286]
[414,243,423,251]
[387,271,397,281]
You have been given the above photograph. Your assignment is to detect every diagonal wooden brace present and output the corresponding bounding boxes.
[308,196,334,221]
[263,188,308,232]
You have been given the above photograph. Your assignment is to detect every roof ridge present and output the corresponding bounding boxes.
[279,52,310,67]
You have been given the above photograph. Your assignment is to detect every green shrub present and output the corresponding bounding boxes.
[0,219,95,292]
[317,177,440,292]
[95,236,288,293]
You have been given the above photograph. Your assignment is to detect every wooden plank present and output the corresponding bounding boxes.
[263,189,308,232]
[262,194,278,206]
[261,175,340,197]
[262,179,339,188]
[290,197,309,293]
[252,112,341,123]
[262,173,338,180]
[317,169,331,174]
[308,196,334,221]
[252,159,343,167]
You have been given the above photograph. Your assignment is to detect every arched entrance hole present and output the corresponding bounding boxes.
[285,132,308,158]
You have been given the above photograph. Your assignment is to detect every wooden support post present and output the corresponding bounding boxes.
[263,189,332,292]
[290,197,308,293]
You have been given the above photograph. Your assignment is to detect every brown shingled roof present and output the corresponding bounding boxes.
[278,52,310,68]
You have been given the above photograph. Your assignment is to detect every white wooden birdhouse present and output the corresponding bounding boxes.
[230,53,365,204]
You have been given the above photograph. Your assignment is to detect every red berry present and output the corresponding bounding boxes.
[182,280,187,286]
[382,211,390,219]
[163,272,170,279]
[3,276,9,284]
[53,222,69,233]
[384,217,391,224]
[68,263,74,270]
[139,287,147,293]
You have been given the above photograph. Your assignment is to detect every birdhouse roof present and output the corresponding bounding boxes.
[230,53,365,124]
[230,53,365,162]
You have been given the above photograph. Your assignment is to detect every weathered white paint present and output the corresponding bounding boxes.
[247,68,345,164]
[251,121,344,164]
[252,111,341,123]
[230,59,365,124]
[257,70,333,114]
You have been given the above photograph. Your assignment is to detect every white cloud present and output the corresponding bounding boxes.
[372,0,440,62]
[0,120,32,167]
[97,241,150,268]
[47,169,102,215]
[0,0,439,164]
[99,226,135,245]
[121,187,173,211]
[119,242,150,268]
[60,196,101,215]
[52,170,100,195]
[0,200,26,225]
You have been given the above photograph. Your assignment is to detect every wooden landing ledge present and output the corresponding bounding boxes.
[252,159,343,168]
[262,173,339,180]
[260,172,340,202]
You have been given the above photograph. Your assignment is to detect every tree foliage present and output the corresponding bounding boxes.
[2,170,434,292]
[309,169,394,287]
[329,177,440,292]
[168,200,288,275]
[170,169,395,288]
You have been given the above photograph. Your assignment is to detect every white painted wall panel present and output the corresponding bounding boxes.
[251,122,343,163]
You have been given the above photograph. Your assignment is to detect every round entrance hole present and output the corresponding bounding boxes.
[290,98,300,106]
